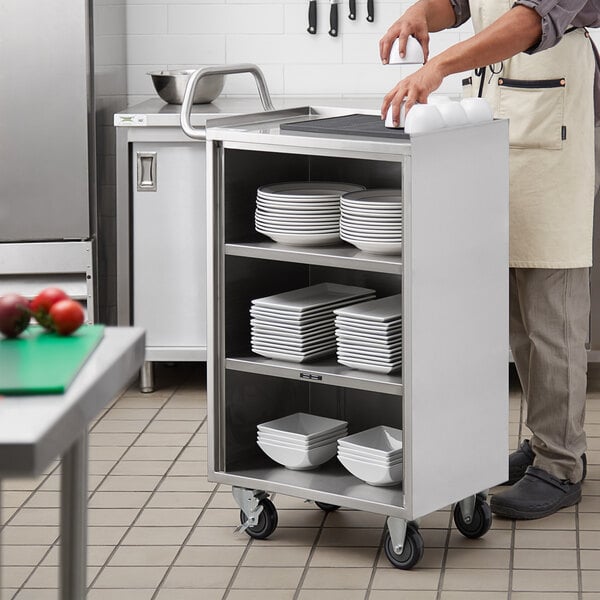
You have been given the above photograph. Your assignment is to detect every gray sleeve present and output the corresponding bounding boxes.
[512,0,590,53]
[448,0,472,27]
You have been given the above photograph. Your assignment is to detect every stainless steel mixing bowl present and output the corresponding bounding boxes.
[148,69,225,104]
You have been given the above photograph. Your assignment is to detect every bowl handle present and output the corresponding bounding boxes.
[180,63,274,140]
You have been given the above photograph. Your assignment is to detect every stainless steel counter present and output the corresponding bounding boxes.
[115,96,382,128]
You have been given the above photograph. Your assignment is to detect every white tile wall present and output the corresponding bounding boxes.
[114,0,474,103]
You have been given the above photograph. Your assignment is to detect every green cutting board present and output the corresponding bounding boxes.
[0,324,105,395]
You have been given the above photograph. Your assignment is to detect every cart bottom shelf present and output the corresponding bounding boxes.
[214,458,407,517]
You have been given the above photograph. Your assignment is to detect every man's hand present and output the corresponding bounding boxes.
[380,60,445,125]
[380,5,431,64]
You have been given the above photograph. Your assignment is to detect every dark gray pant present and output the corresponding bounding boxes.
[510,268,589,482]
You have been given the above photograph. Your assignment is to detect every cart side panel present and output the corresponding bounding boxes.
[407,121,509,519]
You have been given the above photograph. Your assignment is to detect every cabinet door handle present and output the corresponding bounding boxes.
[137,152,157,192]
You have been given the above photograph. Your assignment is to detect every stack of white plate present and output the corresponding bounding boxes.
[340,189,402,255]
[251,282,375,363]
[337,425,403,486]
[255,182,365,247]
[334,294,402,374]
[257,412,348,470]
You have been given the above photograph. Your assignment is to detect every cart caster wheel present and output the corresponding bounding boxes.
[240,498,278,540]
[315,501,340,512]
[453,497,492,539]
[383,524,424,570]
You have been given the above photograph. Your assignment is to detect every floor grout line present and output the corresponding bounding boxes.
[363,526,386,600]
[435,507,454,599]
[291,508,327,600]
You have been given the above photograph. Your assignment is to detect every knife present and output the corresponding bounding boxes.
[366,0,374,22]
[307,0,317,34]
[329,0,339,36]
[349,0,356,20]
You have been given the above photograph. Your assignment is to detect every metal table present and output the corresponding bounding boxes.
[0,327,145,599]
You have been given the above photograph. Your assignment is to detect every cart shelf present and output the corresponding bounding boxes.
[224,241,403,274]
[216,457,407,518]
[226,356,403,395]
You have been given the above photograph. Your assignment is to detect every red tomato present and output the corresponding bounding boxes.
[48,299,85,336]
[30,287,69,329]
[0,294,31,338]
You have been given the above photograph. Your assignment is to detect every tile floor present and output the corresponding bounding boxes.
[1,363,599,600]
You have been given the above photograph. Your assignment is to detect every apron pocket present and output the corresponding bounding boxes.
[462,76,474,99]
[497,77,566,150]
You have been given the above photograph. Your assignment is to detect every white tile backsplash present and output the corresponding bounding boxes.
[123,0,474,102]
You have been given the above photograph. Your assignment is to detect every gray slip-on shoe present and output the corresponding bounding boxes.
[491,465,581,520]
[505,439,587,486]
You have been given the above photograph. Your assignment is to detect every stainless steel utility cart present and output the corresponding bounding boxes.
[200,106,510,569]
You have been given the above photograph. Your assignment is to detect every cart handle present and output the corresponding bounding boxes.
[180,63,275,140]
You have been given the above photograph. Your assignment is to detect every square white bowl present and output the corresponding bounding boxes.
[258,439,338,470]
[337,452,403,486]
[337,446,402,464]
[257,412,348,440]
[337,425,403,456]
[258,429,347,448]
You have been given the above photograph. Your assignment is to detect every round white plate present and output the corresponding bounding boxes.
[256,220,339,231]
[258,231,341,246]
[256,214,339,226]
[342,211,401,219]
[340,213,402,227]
[341,231,402,242]
[340,223,402,234]
[258,198,341,208]
[257,225,339,236]
[258,181,365,199]
[258,208,339,217]
[341,189,402,207]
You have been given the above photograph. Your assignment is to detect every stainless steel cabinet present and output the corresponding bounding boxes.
[116,121,210,391]
[131,142,207,359]
[204,108,510,565]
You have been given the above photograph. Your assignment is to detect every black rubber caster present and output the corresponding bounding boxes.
[383,524,424,570]
[453,497,492,539]
[239,498,278,540]
[315,501,340,512]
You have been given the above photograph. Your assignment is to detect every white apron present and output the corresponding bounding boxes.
[463,0,596,267]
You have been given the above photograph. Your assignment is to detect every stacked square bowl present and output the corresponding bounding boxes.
[257,412,348,470]
[337,425,403,486]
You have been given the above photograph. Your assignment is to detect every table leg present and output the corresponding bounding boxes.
[1,478,3,596]
[59,431,88,600]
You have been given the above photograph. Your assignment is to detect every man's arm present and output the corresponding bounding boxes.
[380,0,460,64]
[381,5,543,124]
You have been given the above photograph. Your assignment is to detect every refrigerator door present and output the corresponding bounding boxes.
[0,0,91,241]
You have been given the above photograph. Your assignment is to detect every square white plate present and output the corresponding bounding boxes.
[334,295,402,322]
[252,283,376,313]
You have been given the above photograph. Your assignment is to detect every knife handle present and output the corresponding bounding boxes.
[307,0,317,34]
[349,0,356,19]
[329,3,339,36]
[367,0,374,22]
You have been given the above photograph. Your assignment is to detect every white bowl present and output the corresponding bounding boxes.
[387,36,425,65]
[338,452,403,486]
[338,425,403,456]
[257,428,347,447]
[460,97,493,124]
[257,412,348,440]
[403,104,445,134]
[436,101,469,127]
[338,447,403,465]
[385,103,406,129]
[258,439,338,470]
